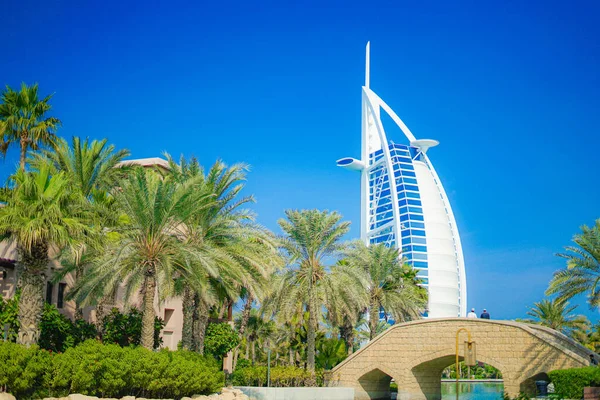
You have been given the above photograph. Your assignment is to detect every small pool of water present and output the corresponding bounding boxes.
[441,382,504,399]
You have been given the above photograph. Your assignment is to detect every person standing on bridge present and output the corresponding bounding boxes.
[480,309,490,319]
[467,308,478,318]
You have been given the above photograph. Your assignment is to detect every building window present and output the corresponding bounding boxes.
[57,283,67,309]
[1,270,6,280]
[46,282,53,304]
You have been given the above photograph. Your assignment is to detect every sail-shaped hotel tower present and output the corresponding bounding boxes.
[337,43,467,317]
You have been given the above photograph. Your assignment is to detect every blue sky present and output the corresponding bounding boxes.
[2,0,599,321]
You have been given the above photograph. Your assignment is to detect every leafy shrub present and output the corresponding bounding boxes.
[0,340,224,399]
[204,322,240,359]
[39,304,96,352]
[0,341,52,399]
[102,307,164,349]
[230,365,324,387]
[235,358,251,370]
[548,367,600,399]
[315,338,347,370]
[390,382,398,393]
[0,292,19,341]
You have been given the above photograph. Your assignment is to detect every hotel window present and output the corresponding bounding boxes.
[57,283,67,309]
[46,282,53,304]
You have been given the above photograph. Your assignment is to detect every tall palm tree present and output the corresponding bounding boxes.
[0,161,90,345]
[165,155,280,353]
[70,167,215,349]
[346,242,427,340]
[31,137,130,319]
[267,209,366,379]
[546,220,600,307]
[0,83,61,170]
[522,298,589,340]
[242,308,276,364]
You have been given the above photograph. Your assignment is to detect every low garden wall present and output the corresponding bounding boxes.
[235,386,354,400]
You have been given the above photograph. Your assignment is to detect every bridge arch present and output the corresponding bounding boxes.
[328,318,595,399]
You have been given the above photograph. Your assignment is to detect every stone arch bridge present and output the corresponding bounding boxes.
[327,318,594,399]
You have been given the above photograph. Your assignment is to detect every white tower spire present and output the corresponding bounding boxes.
[365,41,370,88]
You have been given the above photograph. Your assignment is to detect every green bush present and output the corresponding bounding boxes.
[0,292,20,341]
[102,307,164,349]
[0,340,224,399]
[39,304,97,352]
[204,322,240,359]
[548,367,600,399]
[230,365,324,387]
[0,341,52,399]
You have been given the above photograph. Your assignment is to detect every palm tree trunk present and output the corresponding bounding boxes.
[369,293,379,341]
[16,242,48,346]
[239,295,253,335]
[232,294,253,370]
[193,296,209,354]
[289,348,294,366]
[339,320,354,355]
[181,285,195,351]
[251,340,256,365]
[140,273,157,349]
[95,287,117,339]
[74,265,84,320]
[19,133,27,171]
[306,294,317,384]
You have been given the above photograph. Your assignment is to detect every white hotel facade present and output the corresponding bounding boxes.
[337,43,467,318]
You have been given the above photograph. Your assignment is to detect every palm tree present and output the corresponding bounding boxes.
[31,137,130,320]
[546,220,600,307]
[0,160,90,345]
[267,209,366,379]
[165,155,280,353]
[522,298,589,340]
[70,167,214,349]
[356,320,391,343]
[243,308,276,364]
[346,242,427,340]
[0,83,61,170]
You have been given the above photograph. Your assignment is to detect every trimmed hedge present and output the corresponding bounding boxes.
[230,365,324,387]
[0,340,224,399]
[548,367,600,399]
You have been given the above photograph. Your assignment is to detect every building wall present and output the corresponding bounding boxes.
[0,240,184,350]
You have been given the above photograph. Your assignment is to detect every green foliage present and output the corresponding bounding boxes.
[0,340,224,399]
[0,341,52,399]
[235,357,252,370]
[0,292,19,341]
[442,362,502,379]
[204,322,240,359]
[315,337,347,370]
[521,298,589,340]
[102,308,163,349]
[502,392,531,400]
[390,382,398,393]
[547,219,600,308]
[548,367,600,399]
[230,365,324,387]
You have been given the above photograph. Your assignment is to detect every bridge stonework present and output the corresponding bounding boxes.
[327,319,593,400]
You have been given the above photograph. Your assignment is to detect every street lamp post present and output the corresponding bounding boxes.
[455,328,476,400]
[264,341,271,387]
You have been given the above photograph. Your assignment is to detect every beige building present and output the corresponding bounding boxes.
[0,158,185,350]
